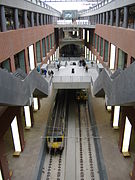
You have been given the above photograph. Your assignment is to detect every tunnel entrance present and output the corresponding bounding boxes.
[60,44,83,57]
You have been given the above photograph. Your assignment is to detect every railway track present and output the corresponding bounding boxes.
[76,102,99,180]
[41,91,99,180]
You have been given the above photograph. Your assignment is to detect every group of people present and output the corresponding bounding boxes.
[79,59,88,72]
[37,65,54,77]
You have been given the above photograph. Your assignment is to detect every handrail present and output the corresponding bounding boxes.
[25,0,61,16]
[79,0,115,15]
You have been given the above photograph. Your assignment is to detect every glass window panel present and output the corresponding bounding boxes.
[36,41,41,63]
[100,38,103,57]
[5,7,14,30]
[14,50,26,72]
[104,40,108,62]
[0,58,11,72]
[42,38,46,57]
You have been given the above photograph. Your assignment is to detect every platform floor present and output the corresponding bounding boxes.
[5,89,134,180]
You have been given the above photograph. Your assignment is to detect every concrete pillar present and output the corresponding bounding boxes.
[16,108,25,151]
[14,8,19,29]
[110,10,113,26]
[0,138,10,180]
[36,13,39,26]
[118,108,126,152]
[123,6,128,28]
[116,8,120,27]
[98,14,100,24]
[100,14,102,24]
[44,14,46,25]
[31,12,34,27]
[0,5,6,32]
[40,14,43,25]
[103,12,105,24]
[24,10,28,28]
[106,11,109,25]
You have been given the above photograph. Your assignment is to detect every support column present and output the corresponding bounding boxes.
[40,14,43,25]
[10,55,16,73]
[0,138,10,180]
[106,11,109,25]
[0,5,6,32]
[103,13,105,24]
[118,108,126,152]
[24,10,28,28]
[14,8,19,29]
[31,12,34,27]
[100,14,102,24]
[16,108,25,151]
[123,6,128,28]
[36,13,39,26]
[24,47,30,74]
[116,8,120,27]
[110,10,113,26]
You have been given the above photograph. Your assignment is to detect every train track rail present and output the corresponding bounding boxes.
[41,91,99,180]
[77,102,99,180]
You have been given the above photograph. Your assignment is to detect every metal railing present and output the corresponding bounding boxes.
[26,0,61,15]
[79,0,115,15]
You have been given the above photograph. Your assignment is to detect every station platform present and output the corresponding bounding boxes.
[5,88,134,180]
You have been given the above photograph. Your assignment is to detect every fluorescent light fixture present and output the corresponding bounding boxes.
[73,30,75,35]
[50,56,52,61]
[122,117,132,154]
[110,44,116,70]
[77,30,79,37]
[94,55,97,61]
[11,116,21,152]
[87,30,89,42]
[89,50,92,60]
[83,29,85,40]
[113,106,120,128]
[33,98,38,111]
[0,169,3,180]
[24,106,31,128]
[107,106,112,111]
[85,46,87,58]
[28,45,35,70]
[97,60,99,64]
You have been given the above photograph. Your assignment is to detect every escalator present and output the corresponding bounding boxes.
[93,62,135,106]
[0,68,49,106]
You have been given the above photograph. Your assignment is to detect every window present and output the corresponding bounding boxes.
[104,40,109,62]
[42,38,46,57]
[50,35,52,49]
[36,41,41,63]
[27,11,31,27]
[118,49,127,70]
[5,7,14,30]
[18,10,24,28]
[14,50,26,72]
[120,8,124,27]
[0,58,11,72]
[97,36,100,52]
[100,38,103,57]
[46,36,49,53]
[34,13,37,26]
[128,5,135,29]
